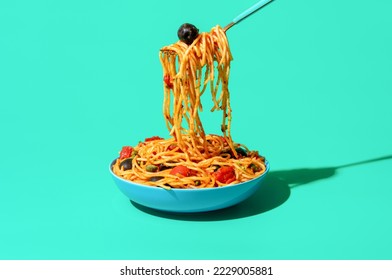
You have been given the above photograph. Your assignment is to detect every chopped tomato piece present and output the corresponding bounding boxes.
[167,144,183,152]
[167,144,185,154]
[145,136,163,142]
[119,146,133,159]
[220,136,228,144]
[170,165,192,177]
[214,166,236,184]
[167,144,177,151]
[163,74,173,89]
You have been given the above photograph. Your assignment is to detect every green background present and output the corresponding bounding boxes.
[1,0,391,259]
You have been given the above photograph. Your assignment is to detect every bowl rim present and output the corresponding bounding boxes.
[109,158,270,192]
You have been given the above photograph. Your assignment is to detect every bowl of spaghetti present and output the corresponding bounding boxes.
[110,24,270,212]
[109,140,269,213]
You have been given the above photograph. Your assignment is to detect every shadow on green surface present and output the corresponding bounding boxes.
[132,155,392,221]
[273,155,392,189]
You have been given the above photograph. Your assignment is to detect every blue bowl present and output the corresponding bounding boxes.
[109,160,270,213]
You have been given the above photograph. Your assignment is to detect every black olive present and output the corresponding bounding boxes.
[235,147,248,157]
[111,159,118,169]
[119,158,133,170]
[177,23,199,45]
[150,176,164,182]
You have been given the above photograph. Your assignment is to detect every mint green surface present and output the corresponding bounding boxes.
[1,0,392,260]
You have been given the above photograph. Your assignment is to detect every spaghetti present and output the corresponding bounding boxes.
[112,25,266,189]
